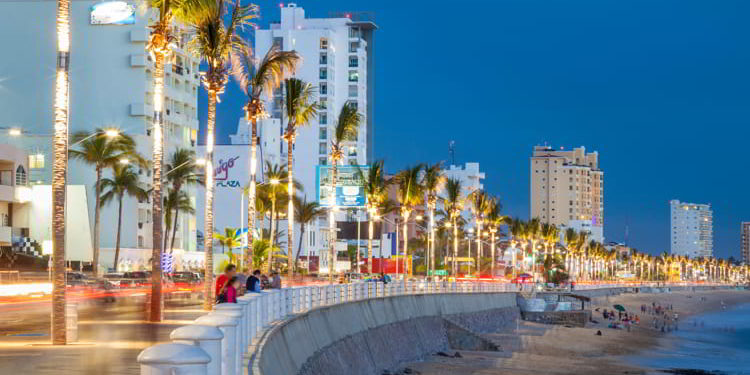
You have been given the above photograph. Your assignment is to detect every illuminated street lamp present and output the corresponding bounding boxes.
[270,178,280,185]
[9,128,21,136]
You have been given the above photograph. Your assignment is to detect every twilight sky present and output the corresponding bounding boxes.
[199,0,750,259]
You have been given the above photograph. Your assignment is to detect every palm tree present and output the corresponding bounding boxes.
[143,0,201,322]
[467,189,490,275]
[294,198,323,273]
[232,44,300,270]
[164,148,203,253]
[282,78,319,277]
[100,165,148,272]
[213,227,243,254]
[396,165,425,277]
[442,178,464,276]
[69,129,139,277]
[484,198,505,278]
[422,163,444,276]
[186,0,256,310]
[508,218,525,277]
[52,0,71,346]
[262,162,291,273]
[163,188,195,254]
[526,218,541,280]
[357,160,389,274]
[563,228,578,277]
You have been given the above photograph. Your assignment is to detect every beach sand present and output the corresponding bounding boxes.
[401,288,750,375]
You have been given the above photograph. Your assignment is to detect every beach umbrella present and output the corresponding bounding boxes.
[613,304,626,312]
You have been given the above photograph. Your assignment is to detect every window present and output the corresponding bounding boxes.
[138,236,144,248]
[320,38,328,49]
[29,153,45,169]
[319,68,327,80]
[319,98,328,110]
[319,127,327,140]
[349,56,358,67]
[319,142,327,154]
[349,27,359,38]
[349,41,359,53]
[347,100,358,110]
[348,85,358,97]
[15,166,27,185]
[348,147,357,156]
[319,53,327,65]
[320,112,327,124]
[348,70,359,82]
[318,157,327,166]
[319,82,327,95]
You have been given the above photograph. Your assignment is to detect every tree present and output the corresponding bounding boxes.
[69,128,139,277]
[232,44,299,270]
[52,0,72,346]
[163,188,195,254]
[251,239,285,271]
[282,78,318,277]
[396,165,425,277]
[164,148,203,253]
[143,0,202,322]
[213,227,243,255]
[185,0,256,310]
[357,160,389,274]
[294,198,323,274]
[442,178,464,276]
[100,165,148,272]
[260,162,299,273]
[422,163,444,276]
[485,197,506,278]
[467,190,490,275]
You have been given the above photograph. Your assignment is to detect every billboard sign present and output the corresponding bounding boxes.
[90,1,136,25]
[316,165,368,208]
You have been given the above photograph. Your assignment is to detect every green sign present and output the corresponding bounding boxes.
[428,270,448,276]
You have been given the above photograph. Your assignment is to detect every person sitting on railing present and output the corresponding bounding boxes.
[246,270,262,293]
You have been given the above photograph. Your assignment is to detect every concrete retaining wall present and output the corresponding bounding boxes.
[250,293,518,375]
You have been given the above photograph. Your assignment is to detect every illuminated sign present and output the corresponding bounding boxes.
[90,1,136,25]
[316,165,368,208]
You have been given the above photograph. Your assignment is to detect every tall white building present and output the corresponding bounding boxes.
[440,163,486,222]
[250,4,377,259]
[670,200,713,258]
[0,1,200,270]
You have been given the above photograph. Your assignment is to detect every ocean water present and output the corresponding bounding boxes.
[632,303,750,375]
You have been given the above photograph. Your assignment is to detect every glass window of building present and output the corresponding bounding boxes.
[319,98,328,109]
[319,142,327,154]
[319,52,327,65]
[349,27,359,38]
[348,70,358,82]
[319,82,327,95]
[319,127,327,140]
[348,85,357,97]
[318,157,327,166]
[320,112,327,124]
[320,38,328,49]
[319,68,327,80]
[29,153,45,169]
[15,165,27,185]
[349,56,358,68]
[349,41,359,53]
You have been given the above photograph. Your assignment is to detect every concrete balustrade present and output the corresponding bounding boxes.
[170,325,224,375]
[137,343,211,375]
[194,314,238,375]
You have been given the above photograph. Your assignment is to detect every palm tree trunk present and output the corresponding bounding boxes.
[93,166,101,277]
[202,90,217,311]
[246,112,258,271]
[169,208,179,253]
[402,211,409,277]
[287,138,294,277]
[367,215,374,274]
[52,0,71,345]
[429,207,435,275]
[150,45,167,321]
[268,199,276,274]
[114,195,123,271]
[491,232,496,278]
[328,162,338,283]
[476,222,482,276]
[452,217,458,276]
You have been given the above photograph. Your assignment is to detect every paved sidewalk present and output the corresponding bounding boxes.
[0,299,206,375]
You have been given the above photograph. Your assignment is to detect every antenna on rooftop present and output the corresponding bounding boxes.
[449,141,456,166]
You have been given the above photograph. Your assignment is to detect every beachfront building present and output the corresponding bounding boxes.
[530,145,604,243]
[0,1,200,271]
[741,222,750,264]
[441,163,486,223]
[670,200,713,259]
[251,4,377,270]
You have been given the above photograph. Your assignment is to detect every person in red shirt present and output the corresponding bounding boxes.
[215,264,237,300]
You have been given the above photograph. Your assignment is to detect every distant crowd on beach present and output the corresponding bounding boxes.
[641,302,679,332]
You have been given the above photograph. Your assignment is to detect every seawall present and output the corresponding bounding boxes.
[249,292,518,375]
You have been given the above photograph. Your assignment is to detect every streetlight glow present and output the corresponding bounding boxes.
[119,158,129,164]
[9,128,21,136]
[270,178,280,185]
[195,158,206,166]
[104,129,120,138]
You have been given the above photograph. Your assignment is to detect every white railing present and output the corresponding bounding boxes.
[136,280,517,375]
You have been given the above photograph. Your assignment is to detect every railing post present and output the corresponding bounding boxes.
[170,325,224,375]
[235,296,251,342]
[137,343,211,375]
[194,314,238,375]
[212,304,245,373]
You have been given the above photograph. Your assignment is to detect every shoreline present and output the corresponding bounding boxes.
[401,288,750,375]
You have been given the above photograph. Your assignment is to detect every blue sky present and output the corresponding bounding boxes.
[199,0,750,259]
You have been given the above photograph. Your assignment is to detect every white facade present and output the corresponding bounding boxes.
[0,1,200,268]
[251,4,377,259]
[670,200,713,258]
[440,162,486,222]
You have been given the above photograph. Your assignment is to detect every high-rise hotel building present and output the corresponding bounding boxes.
[0,1,200,269]
[669,200,713,258]
[530,145,604,243]
[249,4,377,262]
